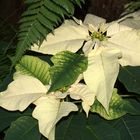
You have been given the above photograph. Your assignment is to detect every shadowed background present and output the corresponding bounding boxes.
[0,0,133,42]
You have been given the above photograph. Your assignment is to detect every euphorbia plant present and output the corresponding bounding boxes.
[31,13,140,110]
[0,13,140,140]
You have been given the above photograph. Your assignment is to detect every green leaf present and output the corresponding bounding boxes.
[56,112,121,140]
[90,89,139,120]
[111,114,140,140]
[41,136,47,140]
[71,0,85,7]
[118,66,140,94]
[0,42,13,84]
[13,0,84,66]
[0,108,32,132]
[0,73,13,92]
[5,116,41,140]
[49,51,88,92]
[124,1,140,13]
[16,55,50,85]
[52,0,74,14]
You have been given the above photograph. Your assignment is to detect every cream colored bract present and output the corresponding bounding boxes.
[83,45,121,110]
[31,20,89,55]
[32,95,78,140]
[83,14,140,110]
[0,74,79,140]
[69,83,95,116]
[0,73,91,140]
[31,13,140,111]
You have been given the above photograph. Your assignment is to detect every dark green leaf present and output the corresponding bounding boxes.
[52,0,74,14]
[71,0,85,7]
[0,42,13,85]
[41,136,47,140]
[49,51,88,92]
[56,112,121,140]
[110,114,140,140]
[5,116,41,140]
[13,0,84,65]
[118,66,140,94]
[0,73,13,92]
[0,108,32,132]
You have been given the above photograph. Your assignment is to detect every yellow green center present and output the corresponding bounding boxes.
[91,31,107,41]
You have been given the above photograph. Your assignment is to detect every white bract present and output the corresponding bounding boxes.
[31,20,89,55]
[0,74,79,140]
[30,13,140,111]
[68,83,95,117]
[119,10,140,29]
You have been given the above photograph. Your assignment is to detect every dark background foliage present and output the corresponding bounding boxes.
[0,1,131,25]
[0,0,131,24]
[0,0,137,43]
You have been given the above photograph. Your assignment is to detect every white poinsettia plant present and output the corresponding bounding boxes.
[0,13,140,140]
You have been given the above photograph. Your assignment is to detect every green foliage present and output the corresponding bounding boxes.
[5,116,41,140]
[0,73,13,92]
[124,0,140,13]
[0,42,15,91]
[0,18,17,42]
[0,108,32,132]
[90,89,139,120]
[0,42,13,83]
[13,0,85,66]
[49,51,88,92]
[56,112,140,140]
[118,66,140,94]
[56,113,121,140]
[16,55,50,85]
[0,55,11,83]
[111,115,140,140]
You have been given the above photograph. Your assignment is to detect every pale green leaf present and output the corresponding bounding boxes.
[5,116,41,140]
[32,96,78,140]
[16,55,50,85]
[84,45,121,110]
[0,74,47,111]
[49,51,88,92]
[31,20,89,55]
[90,89,138,120]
